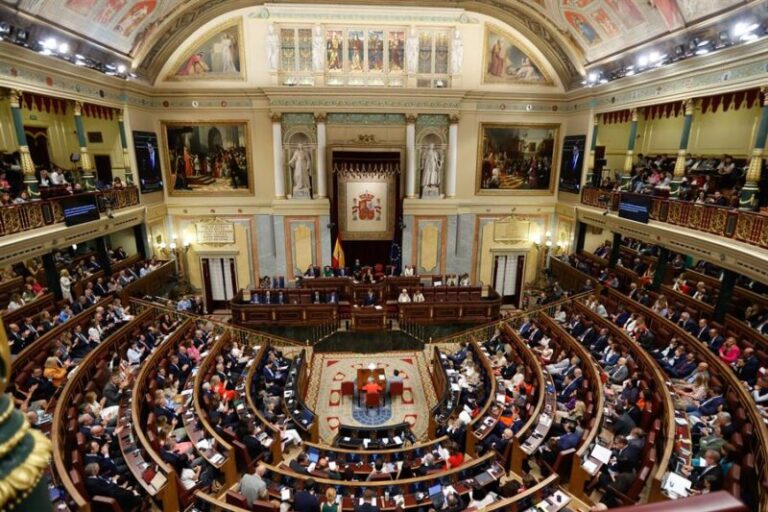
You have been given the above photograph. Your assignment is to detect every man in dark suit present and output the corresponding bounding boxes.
[289,452,311,475]
[688,387,724,417]
[294,477,320,512]
[556,421,581,451]
[611,405,636,437]
[685,449,724,491]
[677,312,697,335]
[670,352,697,379]
[84,462,141,511]
[363,290,377,306]
[355,489,380,512]
[706,328,725,353]
[736,348,760,385]
[557,370,583,403]
[694,319,710,342]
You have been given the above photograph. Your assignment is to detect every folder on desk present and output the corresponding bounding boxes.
[662,472,692,497]
[591,444,613,464]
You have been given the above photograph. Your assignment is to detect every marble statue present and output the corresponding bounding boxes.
[420,143,443,197]
[312,26,324,72]
[289,143,312,197]
[266,24,279,71]
[451,30,463,75]
[406,29,418,73]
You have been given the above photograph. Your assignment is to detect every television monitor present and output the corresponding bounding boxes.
[133,131,163,193]
[61,194,100,226]
[618,194,651,224]
[559,134,587,193]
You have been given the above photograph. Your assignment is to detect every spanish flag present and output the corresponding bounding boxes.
[332,236,345,269]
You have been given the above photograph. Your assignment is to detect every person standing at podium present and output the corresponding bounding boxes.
[363,289,377,306]
[362,376,382,395]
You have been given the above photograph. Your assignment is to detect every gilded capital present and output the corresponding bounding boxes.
[406,114,418,124]
[593,114,599,125]
[762,86,768,106]
[449,114,460,124]
[118,109,124,123]
[270,112,282,123]
[630,108,638,122]
[683,98,695,116]
[8,90,22,109]
[314,113,327,123]
[74,101,83,116]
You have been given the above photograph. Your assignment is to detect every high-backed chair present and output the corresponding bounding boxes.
[365,390,381,411]
[341,381,354,403]
[390,381,404,402]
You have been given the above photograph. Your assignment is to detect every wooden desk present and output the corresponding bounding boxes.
[357,367,386,390]
[350,307,387,331]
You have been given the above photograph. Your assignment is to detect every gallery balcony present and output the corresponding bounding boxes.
[0,185,140,237]
[580,186,768,251]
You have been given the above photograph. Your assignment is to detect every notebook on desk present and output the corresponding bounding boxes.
[591,444,613,464]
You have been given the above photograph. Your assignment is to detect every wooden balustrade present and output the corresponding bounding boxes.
[0,186,140,237]
[580,187,768,250]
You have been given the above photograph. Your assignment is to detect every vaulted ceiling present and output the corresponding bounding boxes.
[1,0,763,85]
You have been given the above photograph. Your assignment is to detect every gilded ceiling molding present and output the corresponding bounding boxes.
[134,0,584,87]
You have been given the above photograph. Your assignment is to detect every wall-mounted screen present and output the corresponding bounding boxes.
[559,134,586,193]
[61,194,100,226]
[133,131,163,193]
[618,194,650,224]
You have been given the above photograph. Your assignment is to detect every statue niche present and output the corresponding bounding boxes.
[285,131,315,199]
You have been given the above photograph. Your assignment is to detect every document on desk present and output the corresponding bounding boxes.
[663,472,692,497]
[675,417,688,426]
[591,444,613,464]
[281,488,291,501]
[582,460,598,475]
[393,436,403,445]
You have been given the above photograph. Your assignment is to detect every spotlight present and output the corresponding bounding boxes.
[733,21,759,41]
[587,72,598,83]
[648,51,660,63]
[41,37,57,50]
[58,42,69,54]
[117,64,126,73]
[637,55,649,68]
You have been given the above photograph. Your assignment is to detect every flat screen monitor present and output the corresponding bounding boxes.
[61,194,100,226]
[618,194,650,223]
[133,131,163,193]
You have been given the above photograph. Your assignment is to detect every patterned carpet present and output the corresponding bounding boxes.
[305,350,437,444]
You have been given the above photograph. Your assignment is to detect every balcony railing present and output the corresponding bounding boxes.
[580,186,768,250]
[0,186,139,237]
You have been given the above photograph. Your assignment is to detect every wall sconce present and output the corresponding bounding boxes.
[531,231,553,250]
[156,237,190,256]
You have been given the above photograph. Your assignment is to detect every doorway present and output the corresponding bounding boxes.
[201,257,237,312]
[492,253,526,307]
[93,155,113,186]
[24,126,51,171]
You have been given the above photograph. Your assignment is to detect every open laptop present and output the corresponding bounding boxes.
[474,470,494,488]
[428,484,444,509]
[308,448,320,464]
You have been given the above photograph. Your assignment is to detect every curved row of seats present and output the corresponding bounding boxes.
[554,251,768,510]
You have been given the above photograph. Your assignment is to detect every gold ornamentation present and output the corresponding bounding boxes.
[0,400,12,425]
[449,114,460,124]
[1,208,21,234]
[709,208,727,234]
[314,113,327,123]
[0,429,52,510]
[271,113,282,122]
[406,114,418,124]
[356,134,376,144]
[8,90,22,109]
[18,148,34,177]
[73,101,83,116]
[25,204,43,229]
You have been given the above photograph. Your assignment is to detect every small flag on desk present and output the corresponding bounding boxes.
[332,236,345,269]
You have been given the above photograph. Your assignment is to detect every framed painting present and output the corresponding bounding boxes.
[166,20,245,81]
[160,121,252,196]
[483,25,552,85]
[476,123,559,195]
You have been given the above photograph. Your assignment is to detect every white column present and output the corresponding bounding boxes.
[446,115,459,198]
[406,114,417,198]
[315,113,327,198]
[271,113,285,198]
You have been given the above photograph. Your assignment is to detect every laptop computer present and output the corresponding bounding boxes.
[428,484,444,509]
[308,448,320,464]
[474,470,494,487]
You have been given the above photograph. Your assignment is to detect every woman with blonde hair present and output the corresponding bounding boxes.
[60,269,73,302]
[43,356,69,387]
[321,487,338,512]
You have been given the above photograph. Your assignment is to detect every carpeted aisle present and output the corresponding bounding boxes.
[305,351,437,444]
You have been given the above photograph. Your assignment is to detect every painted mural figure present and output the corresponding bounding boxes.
[289,144,312,194]
[488,39,505,77]
[218,32,237,73]
[327,31,343,71]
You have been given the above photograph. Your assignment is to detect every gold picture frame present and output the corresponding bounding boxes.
[475,122,560,195]
[164,19,246,82]
[160,120,253,196]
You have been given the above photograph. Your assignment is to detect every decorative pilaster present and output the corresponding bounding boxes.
[117,111,133,185]
[73,101,94,189]
[622,109,638,186]
[741,87,768,210]
[315,113,327,199]
[271,113,285,198]
[445,115,459,198]
[8,90,37,197]
[406,114,417,198]
[671,99,695,197]
[0,324,53,511]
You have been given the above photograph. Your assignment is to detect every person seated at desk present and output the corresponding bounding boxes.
[366,459,391,481]
[276,291,285,304]
[361,376,382,397]
[446,273,458,286]
[313,291,323,304]
[327,291,338,304]
[459,273,470,286]
[336,266,348,277]
[355,489,380,512]
[250,292,261,304]
[403,264,415,277]
[84,462,142,511]
[361,267,375,283]
[323,265,334,277]
[412,288,425,302]
[681,449,725,493]
[397,289,411,303]
[289,452,311,475]
[363,290,377,306]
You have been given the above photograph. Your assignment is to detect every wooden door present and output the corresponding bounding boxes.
[201,257,237,312]
[492,253,526,307]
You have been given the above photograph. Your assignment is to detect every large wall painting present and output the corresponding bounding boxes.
[476,123,559,195]
[160,121,252,196]
[167,22,244,80]
[483,25,551,85]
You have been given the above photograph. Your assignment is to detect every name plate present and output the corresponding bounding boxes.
[196,221,235,244]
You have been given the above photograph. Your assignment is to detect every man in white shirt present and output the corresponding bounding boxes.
[126,340,145,365]
[397,289,411,303]
[412,289,425,302]
[50,168,67,185]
